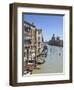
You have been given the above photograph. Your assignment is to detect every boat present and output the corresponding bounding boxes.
[36,58,45,64]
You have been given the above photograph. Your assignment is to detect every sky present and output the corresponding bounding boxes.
[23,13,63,41]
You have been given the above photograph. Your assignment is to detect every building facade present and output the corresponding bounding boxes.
[23,21,44,74]
[36,29,44,55]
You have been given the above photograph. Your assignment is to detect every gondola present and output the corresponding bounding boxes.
[35,45,48,64]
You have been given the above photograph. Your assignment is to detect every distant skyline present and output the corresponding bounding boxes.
[23,14,63,41]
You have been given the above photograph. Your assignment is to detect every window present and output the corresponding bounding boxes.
[24,39,31,44]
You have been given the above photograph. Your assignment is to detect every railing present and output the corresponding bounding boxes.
[24,31,31,36]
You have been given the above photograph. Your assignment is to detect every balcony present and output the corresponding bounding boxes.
[24,36,32,40]
[24,31,31,36]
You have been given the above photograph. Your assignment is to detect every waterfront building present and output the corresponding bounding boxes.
[35,29,44,56]
[48,34,63,47]
[23,21,44,74]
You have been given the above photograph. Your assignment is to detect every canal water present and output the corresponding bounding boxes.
[32,44,63,74]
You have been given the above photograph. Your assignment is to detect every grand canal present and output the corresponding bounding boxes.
[32,44,63,74]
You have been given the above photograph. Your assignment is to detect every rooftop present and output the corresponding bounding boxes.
[24,21,35,27]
